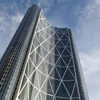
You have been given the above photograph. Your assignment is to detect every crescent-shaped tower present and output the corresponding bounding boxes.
[0,5,89,100]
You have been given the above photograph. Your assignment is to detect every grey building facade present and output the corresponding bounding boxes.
[0,5,89,100]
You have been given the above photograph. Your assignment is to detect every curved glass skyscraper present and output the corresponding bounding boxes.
[0,5,89,100]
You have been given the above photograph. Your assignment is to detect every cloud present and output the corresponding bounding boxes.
[38,0,52,7]
[57,0,71,3]
[37,0,55,14]
[0,11,23,58]
[76,0,100,99]
[80,49,100,75]
[12,12,23,24]
[75,0,100,52]
[79,49,100,100]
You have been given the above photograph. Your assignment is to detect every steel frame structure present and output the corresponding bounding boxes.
[0,5,89,100]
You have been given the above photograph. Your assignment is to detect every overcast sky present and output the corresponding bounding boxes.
[0,0,100,99]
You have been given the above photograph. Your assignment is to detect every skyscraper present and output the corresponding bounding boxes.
[0,5,89,100]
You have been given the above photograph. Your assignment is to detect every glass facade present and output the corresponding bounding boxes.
[15,10,89,100]
[0,5,89,100]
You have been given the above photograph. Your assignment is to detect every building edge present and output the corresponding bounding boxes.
[0,5,41,100]
[68,29,89,100]
[13,5,41,100]
[12,5,41,100]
